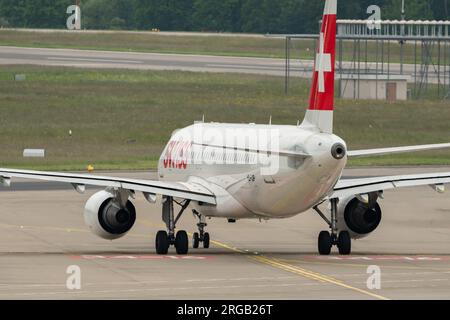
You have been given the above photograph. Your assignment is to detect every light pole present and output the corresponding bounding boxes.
[400,0,405,74]
[401,0,405,20]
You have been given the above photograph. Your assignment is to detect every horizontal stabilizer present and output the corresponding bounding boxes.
[348,143,450,158]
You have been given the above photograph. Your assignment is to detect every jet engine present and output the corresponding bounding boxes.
[84,190,136,240]
[336,195,382,239]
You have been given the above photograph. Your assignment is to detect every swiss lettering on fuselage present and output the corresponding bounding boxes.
[163,140,192,170]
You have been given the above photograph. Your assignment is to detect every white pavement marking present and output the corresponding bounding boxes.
[0,283,316,298]
[47,57,143,64]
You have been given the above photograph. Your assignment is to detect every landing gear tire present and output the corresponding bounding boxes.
[193,232,200,249]
[314,199,353,255]
[158,196,191,255]
[318,231,332,255]
[155,230,169,255]
[175,230,189,255]
[203,232,210,249]
[193,210,210,249]
[337,231,351,255]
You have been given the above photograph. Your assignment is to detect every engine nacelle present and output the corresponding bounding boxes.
[336,196,382,239]
[84,190,136,240]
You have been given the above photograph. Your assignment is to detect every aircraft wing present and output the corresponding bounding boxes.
[0,168,216,205]
[347,143,450,158]
[331,172,450,199]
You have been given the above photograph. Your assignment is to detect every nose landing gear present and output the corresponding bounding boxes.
[314,198,352,255]
[192,210,210,249]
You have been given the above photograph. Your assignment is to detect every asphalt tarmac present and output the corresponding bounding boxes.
[0,46,446,84]
[0,167,449,300]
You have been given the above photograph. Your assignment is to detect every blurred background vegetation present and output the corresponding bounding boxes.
[0,66,449,170]
[0,0,448,33]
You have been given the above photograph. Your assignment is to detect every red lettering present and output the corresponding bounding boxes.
[163,140,191,170]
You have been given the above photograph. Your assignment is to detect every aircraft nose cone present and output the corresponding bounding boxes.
[331,143,346,160]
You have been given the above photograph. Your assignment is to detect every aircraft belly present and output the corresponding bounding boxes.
[234,163,343,218]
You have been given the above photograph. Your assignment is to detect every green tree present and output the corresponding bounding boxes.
[110,0,138,29]
[0,0,71,28]
[429,0,450,20]
[83,0,115,29]
[0,0,447,32]
[383,0,433,20]
[192,0,241,32]
[134,0,194,31]
[277,0,304,34]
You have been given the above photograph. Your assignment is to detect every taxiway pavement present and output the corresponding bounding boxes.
[0,46,446,84]
[0,167,449,299]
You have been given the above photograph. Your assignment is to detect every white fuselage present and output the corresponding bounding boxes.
[158,122,347,220]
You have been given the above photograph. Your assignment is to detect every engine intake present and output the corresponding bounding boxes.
[343,198,382,235]
[98,199,136,235]
[84,190,136,240]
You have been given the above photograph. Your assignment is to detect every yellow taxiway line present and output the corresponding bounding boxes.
[2,219,389,300]
[210,239,390,300]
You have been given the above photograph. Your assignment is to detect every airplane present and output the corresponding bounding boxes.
[1,0,449,256]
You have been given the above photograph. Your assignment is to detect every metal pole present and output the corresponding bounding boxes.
[438,40,441,97]
[358,39,361,99]
[446,40,450,99]
[376,40,379,100]
[425,42,429,94]
[288,38,291,93]
[401,0,405,20]
[420,41,425,98]
[387,40,391,80]
[400,42,404,75]
[339,39,343,98]
[447,41,450,98]
[414,40,417,98]
[400,0,405,75]
[353,39,357,99]
[444,40,446,95]
[365,40,368,73]
[285,37,288,95]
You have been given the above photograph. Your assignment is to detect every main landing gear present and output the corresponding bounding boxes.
[192,210,210,249]
[155,197,191,255]
[154,198,211,255]
[313,198,351,255]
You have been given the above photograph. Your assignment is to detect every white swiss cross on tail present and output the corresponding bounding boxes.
[301,0,337,134]
[315,32,332,93]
